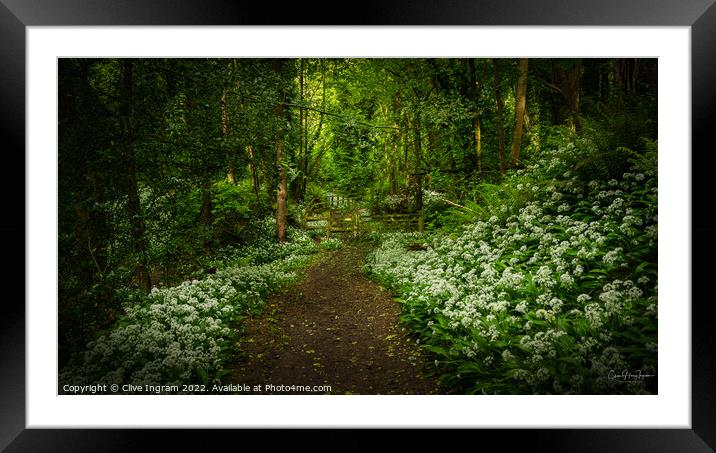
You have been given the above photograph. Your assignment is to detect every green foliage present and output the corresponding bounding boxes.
[583,93,658,154]
[524,124,578,157]
[571,145,631,183]
[365,137,658,394]
[59,216,338,390]
[59,57,658,393]
[211,179,254,240]
[629,138,658,176]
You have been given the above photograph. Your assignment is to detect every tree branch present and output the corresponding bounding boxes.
[282,102,417,131]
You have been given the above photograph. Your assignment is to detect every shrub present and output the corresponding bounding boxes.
[365,140,657,394]
[59,216,339,391]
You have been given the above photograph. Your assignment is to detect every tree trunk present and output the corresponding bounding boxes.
[509,58,529,167]
[412,110,423,212]
[492,59,506,176]
[301,59,309,202]
[220,91,235,184]
[555,62,582,131]
[294,58,306,202]
[600,61,610,103]
[70,61,109,287]
[304,65,326,189]
[246,144,261,203]
[467,59,482,172]
[582,59,601,100]
[200,181,213,254]
[272,59,288,243]
[73,202,96,283]
[390,138,399,194]
[276,141,288,243]
[426,123,437,158]
[403,112,410,172]
[119,59,151,292]
[226,161,236,184]
[392,92,407,177]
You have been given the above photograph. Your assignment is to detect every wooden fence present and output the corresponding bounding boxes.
[301,208,424,236]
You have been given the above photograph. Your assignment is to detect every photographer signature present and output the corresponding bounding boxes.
[608,369,655,381]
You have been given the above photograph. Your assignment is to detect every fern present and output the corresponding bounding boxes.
[627,139,658,175]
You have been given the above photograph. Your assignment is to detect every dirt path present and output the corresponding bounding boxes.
[225,243,440,394]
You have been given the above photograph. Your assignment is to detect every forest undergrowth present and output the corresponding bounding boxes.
[58,58,659,396]
[365,137,658,394]
[59,220,342,391]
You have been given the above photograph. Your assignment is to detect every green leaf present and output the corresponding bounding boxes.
[635,261,652,274]
[558,356,580,365]
[422,344,450,357]
[457,361,484,375]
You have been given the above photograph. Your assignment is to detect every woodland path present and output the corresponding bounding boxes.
[226,243,440,394]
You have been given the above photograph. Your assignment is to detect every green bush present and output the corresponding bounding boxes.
[365,138,658,394]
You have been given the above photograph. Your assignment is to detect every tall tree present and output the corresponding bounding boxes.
[272,59,289,242]
[492,59,506,176]
[509,58,529,168]
[304,61,327,193]
[221,89,235,184]
[294,58,306,201]
[553,59,582,131]
[119,59,152,292]
[412,110,423,212]
[467,59,482,172]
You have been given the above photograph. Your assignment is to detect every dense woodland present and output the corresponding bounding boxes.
[59,58,657,394]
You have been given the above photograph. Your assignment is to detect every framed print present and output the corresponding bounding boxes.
[2,0,715,450]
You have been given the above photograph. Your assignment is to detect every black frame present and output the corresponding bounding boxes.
[2,1,714,451]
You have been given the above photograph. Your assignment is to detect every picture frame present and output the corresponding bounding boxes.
[2,0,714,449]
